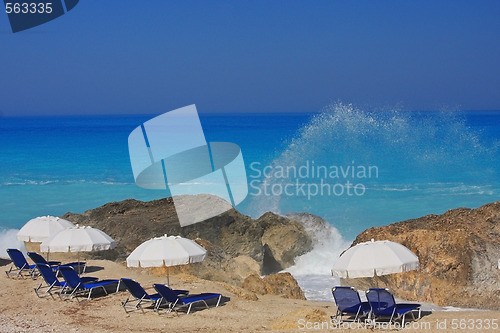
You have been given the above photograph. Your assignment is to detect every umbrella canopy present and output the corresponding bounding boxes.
[127,235,206,268]
[17,216,75,242]
[331,239,419,279]
[40,226,115,253]
[126,235,206,285]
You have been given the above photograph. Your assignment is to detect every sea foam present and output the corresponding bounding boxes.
[0,229,25,258]
[283,213,352,301]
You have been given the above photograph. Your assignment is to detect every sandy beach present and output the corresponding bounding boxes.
[1,258,499,333]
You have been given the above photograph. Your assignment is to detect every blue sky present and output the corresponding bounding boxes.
[1,0,500,116]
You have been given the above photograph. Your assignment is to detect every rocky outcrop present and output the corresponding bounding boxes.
[242,274,271,294]
[263,272,306,300]
[61,195,312,285]
[242,273,306,300]
[216,281,259,301]
[346,201,500,309]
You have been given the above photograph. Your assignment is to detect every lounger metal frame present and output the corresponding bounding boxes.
[5,249,37,279]
[331,286,371,323]
[121,278,162,313]
[59,266,120,302]
[153,284,221,315]
[366,288,421,327]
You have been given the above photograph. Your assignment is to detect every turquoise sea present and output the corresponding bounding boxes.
[1,103,499,299]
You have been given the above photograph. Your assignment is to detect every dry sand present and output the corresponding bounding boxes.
[1,259,499,333]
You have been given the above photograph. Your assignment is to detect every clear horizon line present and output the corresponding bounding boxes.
[2,109,500,118]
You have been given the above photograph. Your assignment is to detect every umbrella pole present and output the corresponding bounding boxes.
[167,266,170,286]
[77,253,81,275]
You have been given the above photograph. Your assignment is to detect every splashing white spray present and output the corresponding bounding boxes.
[0,229,25,257]
[247,102,499,301]
[283,213,351,301]
[248,102,498,235]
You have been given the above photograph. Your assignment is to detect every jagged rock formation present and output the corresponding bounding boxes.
[346,201,500,309]
[61,195,312,285]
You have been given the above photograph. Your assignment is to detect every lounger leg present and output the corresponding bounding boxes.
[187,303,193,315]
[122,296,131,313]
[46,286,57,300]
[60,284,69,298]
[154,297,163,313]
[365,310,373,327]
[333,309,340,322]
[216,295,221,307]
[166,299,177,314]
[137,300,145,314]
[390,308,396,325]
[86,288,93,300]
[71,289,79,301]
[153,298,161,313]
[34,282,43,297]
[21,264,29,279]
[137,296,150,313]
[354,307,361,322]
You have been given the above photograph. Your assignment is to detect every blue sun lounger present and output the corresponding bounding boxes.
[120,278,188,313]
[28,252,86,275]
[59,265,120,301]
[153,283,221,315]
[332,286,371,323]
[5,249,37,278]
[27,252,61,271]
[366,288,421,326]
[34,263,97,298]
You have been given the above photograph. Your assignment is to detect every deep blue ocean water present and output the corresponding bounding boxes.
[1,105,499,237]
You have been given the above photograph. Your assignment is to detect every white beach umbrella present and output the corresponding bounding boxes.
[126,235,206,285]
[331,239,419,279]
[17,216,76,242]
[40,225,115,273]
[40,226,115,253]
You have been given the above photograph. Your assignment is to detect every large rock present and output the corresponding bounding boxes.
[242,273,271,294]
[263,272,306,300]
[242,273,306,300]
[347,201,500,309]
[61,195,313,284]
